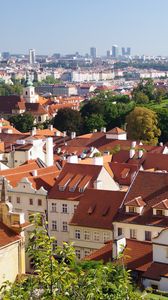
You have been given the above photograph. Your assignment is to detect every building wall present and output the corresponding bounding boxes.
[97,167,119,191]
[69,225,112,259]
[113,221,162,242]
[0,242,20,286]
[48,198,79,245]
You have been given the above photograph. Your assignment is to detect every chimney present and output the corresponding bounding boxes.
[48,124,53,131]
[63,131,67,137]
[112,236,126,259]
[131,141,136,148]
[93,129,97,133]
[101,127,106,133]
[93,180,103,189]
[55,131,60,137]
[32,170,38,176]
[129,149,135,159]
[45,137,54,167]
[32,127,37,136]
[160,142,163,147]
[138,149,143,159]
[92,156,103,166]
[71,132,76,139]
[67,155,78,164]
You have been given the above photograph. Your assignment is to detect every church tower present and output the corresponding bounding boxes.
[23,73,38,103]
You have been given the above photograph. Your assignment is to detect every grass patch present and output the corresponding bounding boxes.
[145,292,168,299]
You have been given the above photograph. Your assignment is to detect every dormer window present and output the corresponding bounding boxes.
[129,206,136,213]
[58,173,73,191]
[152,199,168,216]
[156,209,164,216]
[125,196,146,215]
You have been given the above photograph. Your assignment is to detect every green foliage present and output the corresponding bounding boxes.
[126,107,161,145]
[53,108,82,134]
[85,113,106,132]
[0,80,23,96]
[1,215,141,300]
[154,108,168,143]
[132,91,149,104]
[132,79,155,101]
[9,113,35,133]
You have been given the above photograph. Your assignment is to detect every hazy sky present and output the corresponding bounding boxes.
[1,0,167,56]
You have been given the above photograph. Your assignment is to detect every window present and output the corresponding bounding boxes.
[84,249,91,257]
[156,209,164,216]
[75,249,81,259]
[130,229,137,239]
[52,220,57,231]
[38,199,42,206]
[84,231,90,240]
[52,240,57,252]
[52,203,57,212]
[118,227,123,236]
[129,206,136,213]
[75,229,80,239]
[74,204,78,212]
[151,284,158,290]
[145,231,151,241]
[29,198,33,205]
[94,232,100,241]
[62,221,68,232]
[103,232,110,242]
[16,197,20,204]
[62,204,68,213]
[8,196,12,202]
[38,116,41,122]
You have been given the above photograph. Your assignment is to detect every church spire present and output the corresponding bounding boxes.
[1,177,8,202]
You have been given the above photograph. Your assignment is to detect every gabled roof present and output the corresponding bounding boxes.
[152,199,168,210]
[70,189,125,229]
[106,127,126,135]
[125,196,146,207]
[48,163,103,199]
[107,162,138,186]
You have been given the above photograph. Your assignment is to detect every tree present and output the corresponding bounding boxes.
[154,86,166,103]
[9,113,35,133]
[81,99,105,118]
[84,113,106,132]
[155,108,168,143]
[0,214,141,300]
[132,79,155,101]
[53,108,82,134]
[132,91,149,104]
[126,107,161,145]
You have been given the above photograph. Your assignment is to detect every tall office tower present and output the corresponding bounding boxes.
[29,49,36,64]
[106,50,112,58]
[112,45,119,58]
[90,47,97,58]
[127,47,131,56]
[122,47,131,56]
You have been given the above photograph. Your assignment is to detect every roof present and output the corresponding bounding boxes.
[152,199,168,210]
[143,262,168,280]
[70,189,125,229]
[0,222,21,248]
[0,161,60,190]
[125,196,146,207]
[114,171,168,227]
[0,95,23,114]
[107,127,126,135]
[48,163,104,200]
[85,239,152,272]
[25,103,48,115]
[107,162,138,186]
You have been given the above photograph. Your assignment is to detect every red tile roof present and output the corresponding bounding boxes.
[143,262,168,280]
[114,171,168,227]
[70,189,125,229]
[107,127,126,135]
[0,222,21,247]
[85,239,152,272]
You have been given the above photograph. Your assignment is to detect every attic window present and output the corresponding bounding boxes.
[102,206,110,216]
[156,209,164,216]
[88,204,96,215]
[58,173,73,192]
[129,206,136,213]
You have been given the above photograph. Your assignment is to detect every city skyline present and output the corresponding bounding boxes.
[1,0,168,56]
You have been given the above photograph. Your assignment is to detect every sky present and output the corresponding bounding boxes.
[0,0,168,56]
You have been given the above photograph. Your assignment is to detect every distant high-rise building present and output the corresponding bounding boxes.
[112,45,119,58]
[29,49,36,64]
[106,50,112,58]
[2,52,10,60]
[90,47,97,58]
[122,47,131,56]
